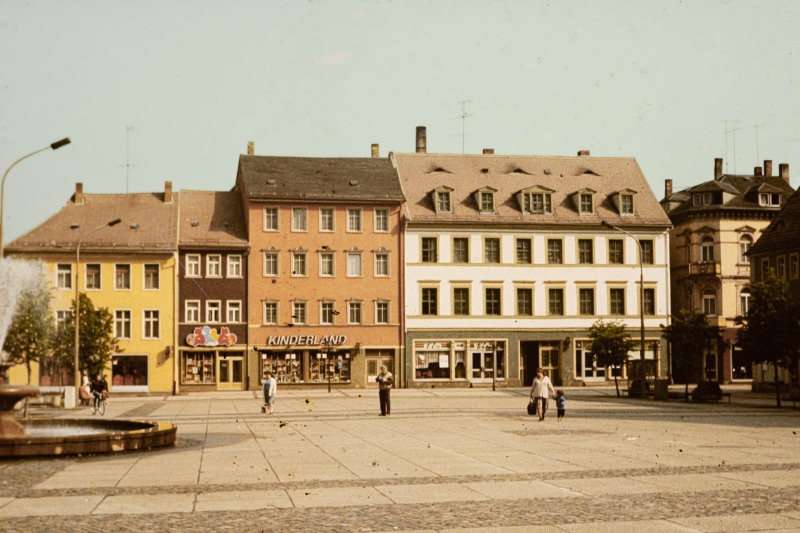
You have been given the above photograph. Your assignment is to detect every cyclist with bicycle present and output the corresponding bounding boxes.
[90,374,108,408]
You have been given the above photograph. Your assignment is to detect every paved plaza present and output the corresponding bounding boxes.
[1,387,799,532]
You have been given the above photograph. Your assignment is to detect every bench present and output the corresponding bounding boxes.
[721,392,732,404]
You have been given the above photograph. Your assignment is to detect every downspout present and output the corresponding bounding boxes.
[663,228,672,383]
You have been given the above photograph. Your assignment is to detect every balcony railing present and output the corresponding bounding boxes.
[689,261,721,276]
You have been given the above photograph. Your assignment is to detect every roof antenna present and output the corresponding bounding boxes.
[452,99,472,154]
[120,125,135,193]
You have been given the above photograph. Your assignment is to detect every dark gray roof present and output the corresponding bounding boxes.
[664,174,794,217]
[237,156,405,202]
[747,185,800,257]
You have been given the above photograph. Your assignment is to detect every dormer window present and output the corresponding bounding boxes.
[621,194,633,215]
[474,187,497,214]
[518,186,554,215]
[759,192,781,206]
[437,191,451,212]
[692,193,714,206]
[574,189,596,215]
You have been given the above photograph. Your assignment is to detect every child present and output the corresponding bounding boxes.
[555,390,566,422]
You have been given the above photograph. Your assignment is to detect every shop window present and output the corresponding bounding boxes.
[261,352,302,383]
[310,352,351,383]
[144,264,160,289]
[367,350,395,383]
[115,264,131,289]
[57,264,72,290]
[374,208,389,232]
[112,355,148,388]
[182,352,215,384]
[319,207,335,232]
[414,341,451,379]
[85,264,101,289]
[452,237,469,263]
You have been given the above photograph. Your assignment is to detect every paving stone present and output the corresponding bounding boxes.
[93,493,195,515]
[287,486,392,508]
[559,519,701,532]
[0,495,104,517]
[671,513,800,532]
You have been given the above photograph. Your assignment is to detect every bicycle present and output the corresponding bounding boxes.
[90,392,106,415]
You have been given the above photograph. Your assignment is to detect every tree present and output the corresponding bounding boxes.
[51,293,121,382]
[736,272,800,408]
[589,319,632,397]
[2,282,55,384]
[662,309,708,401]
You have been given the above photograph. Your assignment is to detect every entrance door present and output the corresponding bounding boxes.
[218,356,244,390]
[539,344,559,381]
[520,341,538,386]
[471,351,495,382]
[367,351,394,385]
[576,341,605,381]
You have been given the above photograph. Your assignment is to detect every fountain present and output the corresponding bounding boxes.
[0,258,176,457]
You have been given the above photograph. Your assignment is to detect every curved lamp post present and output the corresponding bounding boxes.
[74,218,122,401]
[0,138,71,258]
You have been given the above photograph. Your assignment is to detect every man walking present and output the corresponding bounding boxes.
[530,367,555,421]
[375,365,393,416]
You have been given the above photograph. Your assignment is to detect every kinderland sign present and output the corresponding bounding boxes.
[266,335,347,346]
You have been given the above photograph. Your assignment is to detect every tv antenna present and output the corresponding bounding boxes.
[120,125,135,193]
[453,99,472,154]
[724,122,765,175]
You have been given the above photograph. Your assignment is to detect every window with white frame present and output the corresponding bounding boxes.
[700,236,715,263]
[292,302,306,324]
[185,301,200,323]
[291,252,307,276]
[292,207,307,231]
[739,235,753,264]
[144,264,160,289]
[740,290,750,316]
[227,255,242,278]
[621,194,634,215]
[56,309,71,327]
[115,264,131,289]
[759,192,781,207]
[347,253,362,277]
[347,208,362,232]
[207,255,222,277]
[777,256,787,278]
[206,301,221,323]
[375,252,389,277]
[85,264,101,290]
[374,208,389,232]
[320,252,334,277]
[320,302,335,324]
[376,301,389,324]
[143,310,160,339]
[227,301,242,323]
[57,264,72,290]
[319,207,334,231]
[437,191,452,213]
[791,254,799,279]
[185,255,200,278]
[702,289,717,316]
[114,310,131,339]
[263,207,279,231]
[263,252,279,276]
[348,301,362,324]
[263,302,278,324]
[579,193,594,214]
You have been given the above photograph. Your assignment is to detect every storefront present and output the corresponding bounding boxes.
[111,354,149,393]
[411,338,506,386]
[180,325,248,391]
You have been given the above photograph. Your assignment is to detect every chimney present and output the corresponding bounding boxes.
[577,150,590,156]
[714,157,723,180]
[74,182,84,205]
[665,179,673,198]
[482,148,494,154]
[779,163,790,184]
[247,141,254,155]
[415,126,427,153]
[754,166,763,177]
[164,181,173,204]
[764,160,773,176]
[371,143,379,158]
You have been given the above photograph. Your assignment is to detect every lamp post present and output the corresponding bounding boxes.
[0,137,71,258]
[601,221,647,398]
[74,218,121,401]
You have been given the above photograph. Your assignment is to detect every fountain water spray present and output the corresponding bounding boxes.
[0,258,46,361]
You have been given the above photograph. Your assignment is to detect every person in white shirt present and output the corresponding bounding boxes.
[529,367,556,421]
[262,371,277,414]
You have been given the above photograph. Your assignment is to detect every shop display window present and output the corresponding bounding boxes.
[262,353,303,383]
[112,355,148,387]
[415,343,450,379]
[183,353,215,384]
[310,353,351,383]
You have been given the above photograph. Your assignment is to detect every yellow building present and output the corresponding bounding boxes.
[6,182,178,393]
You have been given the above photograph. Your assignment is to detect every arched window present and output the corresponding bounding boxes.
[702,289,717,316]
[739,235,753,264]
[700,236,715,263]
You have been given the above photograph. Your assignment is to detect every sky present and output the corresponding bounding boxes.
[1,0,799,243]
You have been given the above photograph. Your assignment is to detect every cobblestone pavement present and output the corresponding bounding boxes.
[1,387,799,532]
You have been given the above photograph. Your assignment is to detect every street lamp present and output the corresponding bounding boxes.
[74,218,121,401]
[0,138,71,258]
[601,221,648,398]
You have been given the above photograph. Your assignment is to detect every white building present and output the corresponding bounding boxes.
[394,129,672,387]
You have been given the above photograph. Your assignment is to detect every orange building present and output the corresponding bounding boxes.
[235,145,405,388]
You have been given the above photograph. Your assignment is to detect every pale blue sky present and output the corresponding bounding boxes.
[2,0,799,242]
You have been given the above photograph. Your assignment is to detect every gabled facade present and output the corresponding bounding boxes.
[662,158,794,383]
[396,128,672,388]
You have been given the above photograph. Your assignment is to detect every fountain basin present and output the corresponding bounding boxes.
[0,419,177,457]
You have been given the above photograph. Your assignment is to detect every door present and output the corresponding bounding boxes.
[367,351,394,385]
[520,341,538,386]
[471,351,495,382]
[539,344,559,381]
[217,355,244,390]
[576,341,606,381]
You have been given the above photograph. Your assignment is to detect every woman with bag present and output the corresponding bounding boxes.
[262,371,276,414]
[529,367,555,421]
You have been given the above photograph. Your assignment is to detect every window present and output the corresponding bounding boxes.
[56,264,72,290]
[374,253,389,277]
[115,264,131,289]
[453,288,470,315]
[347,208,362,232]
[579,193,594,214]
[759,192,781,206]
[347,301,362,324]
[374,208,389,232]
[791,254,799,279]
[292,207,307,231]
[207,255,222,277]
[376,302,389,324]
[485,288,501,315]
[484,238,500,263]
[739,235,753,264]
[703,192,713,205]
[579,288,595,315]
[227,256,242,278]
[692,194,701,207]
[621,194,634,215]
[421,237,438,263]
[291,252,307,276]
[517,288,533,316]
[548,288,564,316]
[185,255,200,278]
[85,264,101,289]
[421,288,438,316]
[702,289,717,316]
[143,310,160,339]
[319,208,334,231]
[608,239,624,264]
[264,252,279,276]
[114,310,131,339]
[777,256,787,278]
[480,191,494,212]
[700,236,714,263]
[437,191,451,213]
[740,291,750,316]
[227,301,242,323]
[643,288,655,315]
[292,302,306,324]
[453,238,469,263]
[578,239,594,264]
[185,301,200,323]
[321,302,335,324]
[206,301,221,323]
[263,207,279,231]
[640,240,654,265]
[516,238,532,264]
[56,309,71,327]
[610,288,626,315]
[347,253,362,277]
[320,253,334,277]
[144,264,160,289]
[761,258,771,279]
[524,192,552,214]
[547,239,562,264]
[263,302,278,324]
